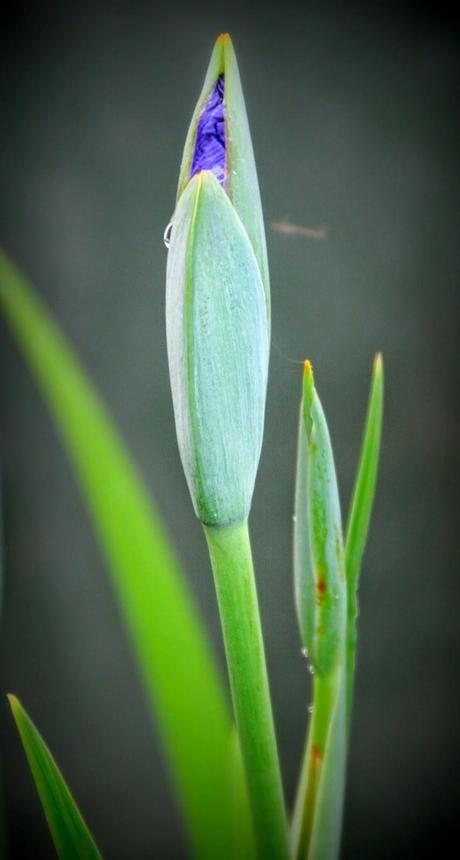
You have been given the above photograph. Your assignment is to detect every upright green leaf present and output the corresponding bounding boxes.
[345,353,384,725]
[8,695,101,860]
[0,251,254,860]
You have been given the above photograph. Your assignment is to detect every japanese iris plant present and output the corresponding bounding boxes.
[0,32,383,860]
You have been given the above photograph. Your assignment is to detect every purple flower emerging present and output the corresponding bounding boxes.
[190,75,226,186]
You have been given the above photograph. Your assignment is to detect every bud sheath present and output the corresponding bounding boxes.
[166,171,268,526]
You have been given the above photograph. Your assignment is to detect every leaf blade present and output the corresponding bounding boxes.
[8,695,102,860]
[345,353,384,596]
[345,354,384,725]
[0,251,253,860]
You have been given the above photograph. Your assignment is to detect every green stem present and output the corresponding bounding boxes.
[204,520,290,860]
[291,672,336,858]
[345,599,358,736]
[291,666,347,860]
[291,667,346,860]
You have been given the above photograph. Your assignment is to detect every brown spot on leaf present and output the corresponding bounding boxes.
[312,744,322,764]
[316,577,327,605]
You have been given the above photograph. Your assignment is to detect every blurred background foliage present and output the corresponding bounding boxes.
[1,1,459,857]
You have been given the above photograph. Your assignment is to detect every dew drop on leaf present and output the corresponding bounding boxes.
[163,222,173,248]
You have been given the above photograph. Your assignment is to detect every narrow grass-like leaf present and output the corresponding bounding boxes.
[0,251,254,860]
[345,353,384,725]
[8,695,101,860]
[292,362,348,860]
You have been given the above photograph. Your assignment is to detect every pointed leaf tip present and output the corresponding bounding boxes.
[302,361,315,441]
[373,352,383,373]
[8,695,102,859]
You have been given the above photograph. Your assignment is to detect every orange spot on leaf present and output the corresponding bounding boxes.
[311,744,322,764]
[316,578,327,605]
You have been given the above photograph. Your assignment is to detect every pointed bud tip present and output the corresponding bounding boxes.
[189,169,221,197]
[303,359,315,392]
[216,32,232,45]
[302,361,315,439]
[187,168,215,194]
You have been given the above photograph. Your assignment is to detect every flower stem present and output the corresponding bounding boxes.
[204,520,290,860]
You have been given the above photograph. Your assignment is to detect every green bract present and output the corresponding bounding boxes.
[294,362,347,676]
[166,171,268,526]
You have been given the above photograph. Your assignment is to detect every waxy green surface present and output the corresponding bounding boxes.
[166,171,268,526]
[294,363,347,676]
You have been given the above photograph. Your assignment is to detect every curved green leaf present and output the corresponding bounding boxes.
[8,695,101,860]
[0,251,254,860]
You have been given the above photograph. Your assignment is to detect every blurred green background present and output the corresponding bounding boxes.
[1,1,459,857]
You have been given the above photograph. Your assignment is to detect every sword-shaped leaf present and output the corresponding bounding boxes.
[345,353,384,725]
[8,695,102,860]
[0,251,254,860]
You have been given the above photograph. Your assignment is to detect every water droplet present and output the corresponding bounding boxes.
[307,704,314,714]
[163,222,173,248]
[308,664,315,675]
[300,646,309,659]
[292,514,297,523]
